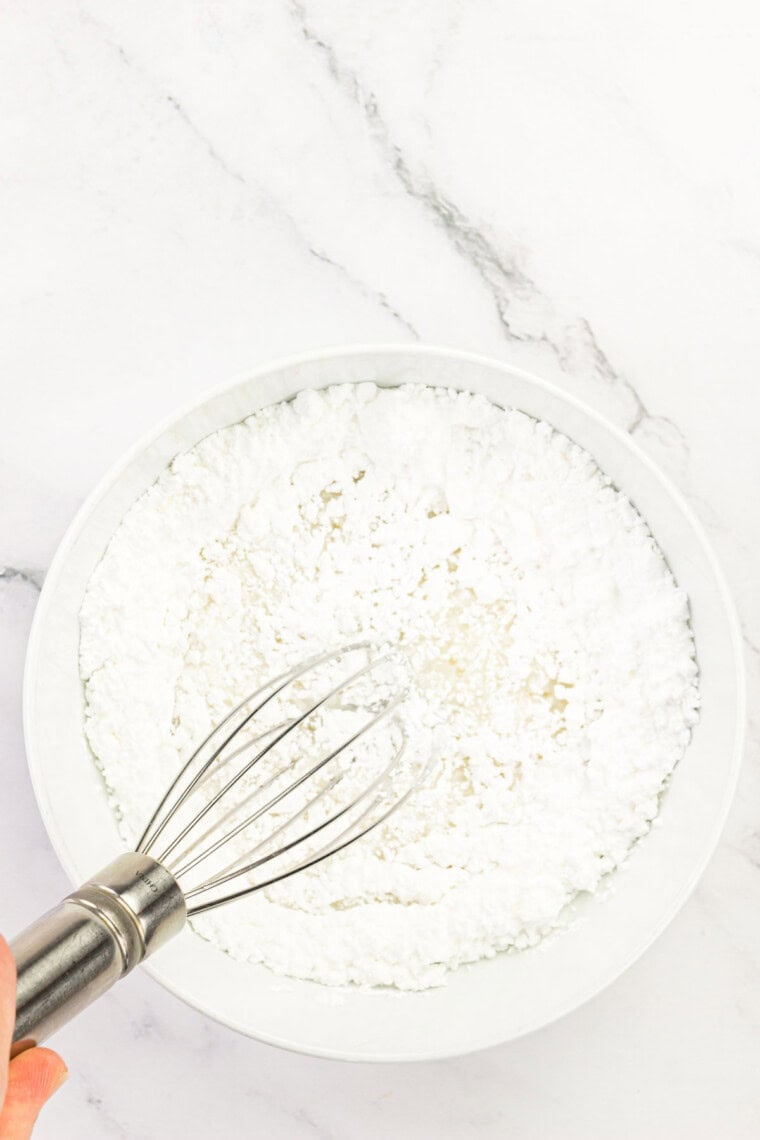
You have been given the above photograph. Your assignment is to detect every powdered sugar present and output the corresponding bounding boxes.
[79,383,699,989]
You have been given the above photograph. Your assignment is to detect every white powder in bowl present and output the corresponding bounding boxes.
[79,383,699,990]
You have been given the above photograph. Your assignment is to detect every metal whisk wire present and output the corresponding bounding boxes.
[136,644,348,855]
[183,727,413,914]
[136,643,416,915]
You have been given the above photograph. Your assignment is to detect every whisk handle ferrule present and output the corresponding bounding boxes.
[10,853,186,1054]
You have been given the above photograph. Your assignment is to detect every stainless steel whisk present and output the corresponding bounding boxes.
[11,644,417,1054]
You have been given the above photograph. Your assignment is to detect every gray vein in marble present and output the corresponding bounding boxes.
[127,1009,163,1042]
[720,834,760,883]
[79,11,417,340]
[738,834,760,871]
[289,0,687,452]
[163,93,250,191]
[310,247,419,337]
[743,633,760,661]
[293,1104,335,1140]
[79,1078,131,1140]
[0,567,43,592]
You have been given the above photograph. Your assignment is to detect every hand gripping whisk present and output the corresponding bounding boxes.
[11,645,418,1053]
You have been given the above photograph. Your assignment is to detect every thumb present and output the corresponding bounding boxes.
[0,1048,68,1140]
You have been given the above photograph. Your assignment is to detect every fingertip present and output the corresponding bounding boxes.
[0,1047,68,1138]
[33,1047,69,1096]
[0,935,17,1081]
[9,1046,69,1103]
[0,934,16,987]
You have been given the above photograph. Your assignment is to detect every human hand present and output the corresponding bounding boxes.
[0,936,67,1138]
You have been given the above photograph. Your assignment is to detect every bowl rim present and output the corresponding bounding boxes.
[23,342,747,1060]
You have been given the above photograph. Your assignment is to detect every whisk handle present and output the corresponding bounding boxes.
[10,853,185,1055]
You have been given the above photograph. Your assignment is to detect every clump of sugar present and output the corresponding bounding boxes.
[79,383,699,990]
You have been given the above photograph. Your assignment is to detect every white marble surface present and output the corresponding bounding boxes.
[1,1,759,1136]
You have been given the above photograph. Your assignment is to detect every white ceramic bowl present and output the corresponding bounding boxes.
[24,345,744,1060]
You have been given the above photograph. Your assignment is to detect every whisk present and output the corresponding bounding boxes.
[11,644,418,1054]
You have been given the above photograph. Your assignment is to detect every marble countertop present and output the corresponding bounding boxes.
[1,2,759,1137]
